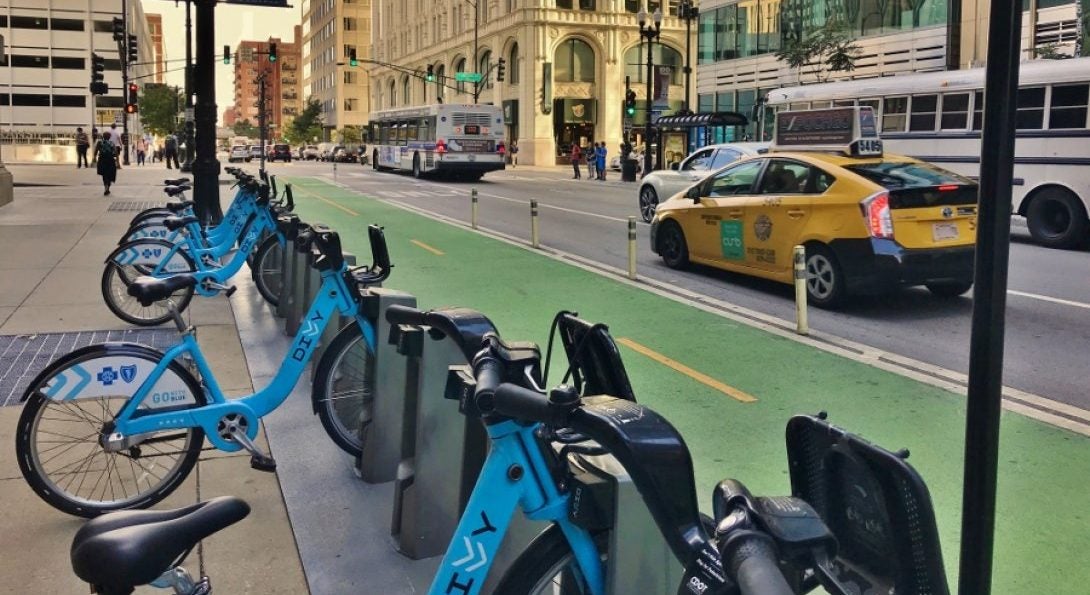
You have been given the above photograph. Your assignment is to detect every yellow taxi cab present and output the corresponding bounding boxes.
[649,106,978,308]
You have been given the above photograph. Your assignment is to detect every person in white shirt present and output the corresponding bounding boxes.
[108,124,123,168]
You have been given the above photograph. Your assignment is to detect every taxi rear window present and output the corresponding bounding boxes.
[845,162,977,208]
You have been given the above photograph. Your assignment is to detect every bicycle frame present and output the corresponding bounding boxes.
[427,419,605,595]
[103,264,376,451]
[127,184,256,250]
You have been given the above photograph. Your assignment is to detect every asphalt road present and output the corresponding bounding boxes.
[271,160,1090,414]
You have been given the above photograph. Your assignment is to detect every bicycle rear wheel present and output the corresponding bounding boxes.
[15,345,207,517]
[251,234,285,307]
[494,524,608,594]
[102,239,197,326]
[312,323,375,457]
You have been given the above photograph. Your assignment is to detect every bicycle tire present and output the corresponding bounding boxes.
[15,343,207,518]
[312,323,376,458]
[128,208,174,228]
[102,239,197,327]
[493,524,608,594]
[251,234,285,307]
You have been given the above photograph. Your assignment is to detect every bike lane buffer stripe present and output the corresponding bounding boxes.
[411,239,444,256]
[291,184,360,217]
[617,338,758,404]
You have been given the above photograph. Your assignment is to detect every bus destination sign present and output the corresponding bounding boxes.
[773,106,882,157]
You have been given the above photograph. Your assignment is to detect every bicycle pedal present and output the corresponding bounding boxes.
[250,454,277,472]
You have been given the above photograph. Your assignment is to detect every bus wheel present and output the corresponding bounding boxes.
[1027,187,1090,249]
[412,153,423,179]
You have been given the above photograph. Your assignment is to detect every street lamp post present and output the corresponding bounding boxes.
[181,0,195,172]
[638,7,662,177]
[467,0,480,103]
[679,0,698,115]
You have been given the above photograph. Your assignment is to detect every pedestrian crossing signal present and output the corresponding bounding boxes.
[125,104,137,114]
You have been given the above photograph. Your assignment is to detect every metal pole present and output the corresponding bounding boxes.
[259,74,267,173]
[471,188,479,230]
[958,2,1022,594]
[193,0,222,223]
[472,0,479,103]
[640,17,659,177]
[530,199,539,248]
[946,0,963,70]
[181,0,195,172]
[793,245,808,336]
[120,0,130,166]
[627,216,637,280]
[682,1,695,114]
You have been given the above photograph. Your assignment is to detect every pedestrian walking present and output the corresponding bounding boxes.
[595,142,607,181]
[164,133,180,170]
[510,140,518,168]
[569,143,582,179]
[93,132,117,196]
[74,127,90,169]
[108,123,122,169]
[586,142,597,180]
[136,138,146,166]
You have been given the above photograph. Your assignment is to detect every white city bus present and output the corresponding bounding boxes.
[762,58,1090,249]
[368,103,506,181]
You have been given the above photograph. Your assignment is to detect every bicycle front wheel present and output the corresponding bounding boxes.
[251,234,285,307]
[494,524,608,594]
[312,323,376,457]
[15,345,207,517]
[102,239,197,326]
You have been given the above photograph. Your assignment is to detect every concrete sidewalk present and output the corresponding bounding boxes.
[0,164,307,594]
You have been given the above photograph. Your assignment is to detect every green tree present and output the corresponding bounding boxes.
[338,126,361,144]
[232,119,258,138]
[138,85,183,137]
[285,97,323,145]
[774,20,861,84]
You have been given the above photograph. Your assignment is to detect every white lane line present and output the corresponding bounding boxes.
[1008,290,1090,311]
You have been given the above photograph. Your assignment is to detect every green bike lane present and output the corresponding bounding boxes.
[285,176,1090,593]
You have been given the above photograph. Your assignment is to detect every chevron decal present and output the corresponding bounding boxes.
[451,537,488,573]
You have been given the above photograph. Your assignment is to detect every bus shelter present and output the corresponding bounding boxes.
[651,111,748,169]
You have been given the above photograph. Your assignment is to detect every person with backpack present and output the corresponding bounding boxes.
[164,133,180,169]
[570,143,582,179]
[93,131,117,195]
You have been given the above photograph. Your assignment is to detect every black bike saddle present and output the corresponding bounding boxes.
[163,177,190,186]
[163,185,189,197]
[163,215,199,231]
[71,497,250,592]
[166,200,194,213]
[127,275,198,306]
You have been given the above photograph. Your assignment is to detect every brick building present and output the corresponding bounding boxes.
[228,26,302,139]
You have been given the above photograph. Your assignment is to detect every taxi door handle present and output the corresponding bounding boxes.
[787,209,806,219]
[727,210,744,218]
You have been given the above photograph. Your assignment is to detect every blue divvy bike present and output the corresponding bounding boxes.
[17,226,391,517]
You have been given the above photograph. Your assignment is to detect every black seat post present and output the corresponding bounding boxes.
[169,301,188,334]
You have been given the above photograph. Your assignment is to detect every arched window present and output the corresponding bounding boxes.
[479,50,493,89]
[623,43,682,85]
[454,57,466,94]
[388,80,396,107]
[554,38,594,83]
[435,63,446,101]
[508,43,520,85]
[402,76,411,105]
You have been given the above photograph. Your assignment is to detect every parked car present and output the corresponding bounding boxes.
[317,142,337,161]
[268,143,293,162]
[302,145,321,160]
[333,145,357,163]
[637,142,769,222]
[228,145,250,163]
[248,144,264,161]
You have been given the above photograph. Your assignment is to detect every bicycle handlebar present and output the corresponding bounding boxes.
[719,531,793,595]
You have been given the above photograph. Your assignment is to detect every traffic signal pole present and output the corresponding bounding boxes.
[193,0,222,223]
[120,0,130,165]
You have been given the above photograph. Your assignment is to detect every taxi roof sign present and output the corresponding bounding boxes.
[772,106,883,157]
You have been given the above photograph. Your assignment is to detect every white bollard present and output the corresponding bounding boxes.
[793,245,809,336]
[471,188,479,230]
[627,216,637,280]
[530,199,540,248]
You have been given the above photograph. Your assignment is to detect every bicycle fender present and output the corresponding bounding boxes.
[19,343,202,411]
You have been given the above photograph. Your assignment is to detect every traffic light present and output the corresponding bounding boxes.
[127,34,138,64]
[111,17,124,42]
[125,82,138,113]
[349,48,358,67]
[89,53,107,95]
[268,43,277,63]
[426,64,435,82]
[223,45,231,64]
[625,89,637,117]
[496,58,506,82]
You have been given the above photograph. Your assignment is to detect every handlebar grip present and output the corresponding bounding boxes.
[473,359,505,414]
[385,304,428,327]
[492,383,560,425]
[722,532,793,595]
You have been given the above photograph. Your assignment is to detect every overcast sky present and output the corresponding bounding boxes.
[150,2,300,125]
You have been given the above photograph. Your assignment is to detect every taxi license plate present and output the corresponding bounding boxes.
[932,222,959,241]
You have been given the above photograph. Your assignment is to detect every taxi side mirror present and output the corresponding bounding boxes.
[671,162,680,171]
[686,185,702,201]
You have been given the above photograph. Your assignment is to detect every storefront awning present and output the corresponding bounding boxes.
[654,112,748,128]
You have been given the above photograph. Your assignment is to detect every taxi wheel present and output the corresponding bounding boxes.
[926,280,973,298]
[805,244,846,308]
[639,186,658,223]
[658,222,690,269]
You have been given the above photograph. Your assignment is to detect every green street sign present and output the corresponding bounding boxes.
[455,72,483,83]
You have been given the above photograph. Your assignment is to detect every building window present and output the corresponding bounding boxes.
[389,80,397,107]
[10,55,50,69]
[345,70,357,84]
[345,98,358,111]
[344,44,356,59]
[10,16,48,30]
[454,57,467,93]
[50,18,84,32]
[479,50,493,89]
[344,17,357,31]
[11,94,51,106]
[52,57,85,70]
[436,64,446,100]
[403,77,411,104]
[508,43,520,84]
[624,43,682,84]
[53,95,87,107]
[554,38,594,83]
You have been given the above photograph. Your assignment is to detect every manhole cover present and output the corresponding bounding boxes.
[108,201,163,212]
[0,329,179,407]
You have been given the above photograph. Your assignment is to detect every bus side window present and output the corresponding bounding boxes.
[972,91,984,131]
[1049,84,1089,129]
[941,93,970,130]
[883,97,908,132]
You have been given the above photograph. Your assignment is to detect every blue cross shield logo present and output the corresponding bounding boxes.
[97,367,118,386]
[120,365,137,383]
